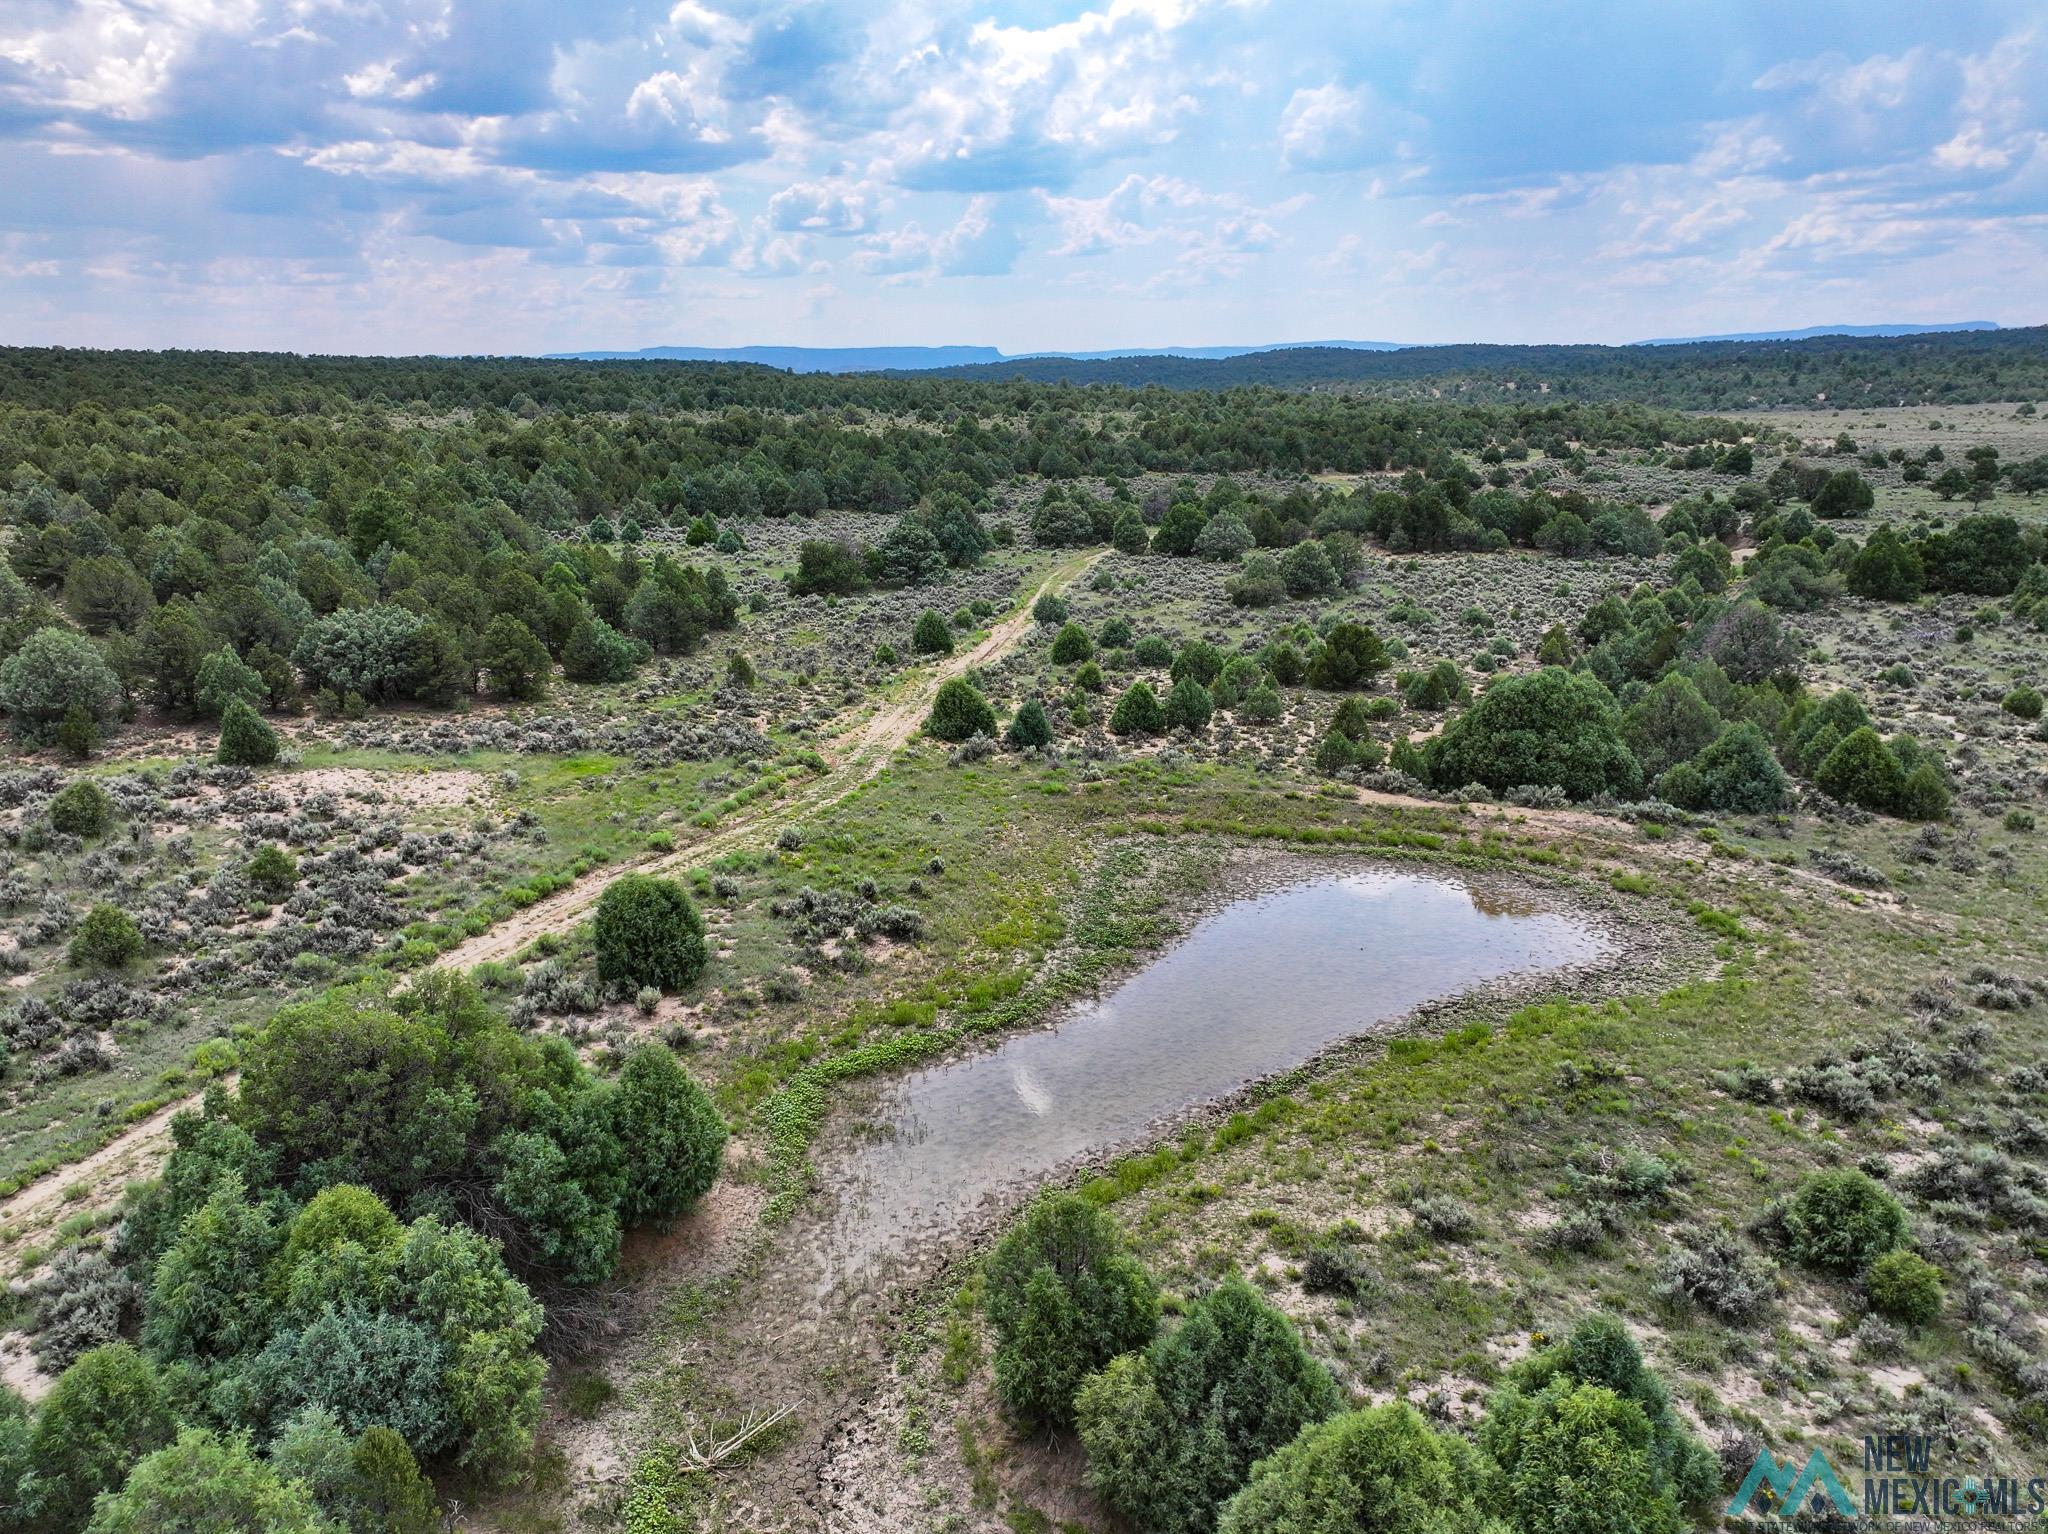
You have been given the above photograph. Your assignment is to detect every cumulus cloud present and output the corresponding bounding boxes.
[767,179,876,233]
[856,195,1024,279]
[880,0,1202,192]
[1278,84,1384,172]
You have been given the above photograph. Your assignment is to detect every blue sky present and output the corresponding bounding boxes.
[2,0,2044,354]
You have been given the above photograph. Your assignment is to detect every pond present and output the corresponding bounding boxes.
[821,866,1613,1284]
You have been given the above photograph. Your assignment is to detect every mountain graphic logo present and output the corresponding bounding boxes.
[1727,1448,1859,1519]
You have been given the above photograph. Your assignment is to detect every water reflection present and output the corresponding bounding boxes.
[821,869,1611,1287]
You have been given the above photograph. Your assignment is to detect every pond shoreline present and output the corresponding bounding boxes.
[803,840,1711,1292]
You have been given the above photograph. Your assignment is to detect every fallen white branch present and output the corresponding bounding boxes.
[678,1404,795,1473]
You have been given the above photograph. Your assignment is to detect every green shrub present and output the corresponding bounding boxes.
[1329,696,1373,740]
[1783,1169,1906,1276]
[1220,1403,1474,1534]
[1787,689,1872,773]
[1033,591,1071,625]
[1227,554,1288,608]
[1847,526,1924,600]
[562,615,645,683]
[1112,511,1151,554]
[1476,1315,1717,1534]
[1623,674,1723,780]
[247,844,299,899]
[1134,636,1174,668]
[1194,511,1256,561]
[1895,761,1951,821]
[925,678,997,741]
[48,778,115,838]
[1051,623,1094,664]
[25,1344,177,1533]
[1314,730,1381,776]
[912,609,954,656]
[1482,1380,1675,1534]
[1163,677,1214,732]
[1077,1276,1341,1534]
[1656,723,1785,814]
[790,539,867,596]
[608,1045,726,1224]
[594,875,708,992]
[70,905,143,969]
[1307,622,1388,691]
[2001,684,2043,720]
[1171,641,1224,687]
[1865,1250,1943,1325]
[1214,656,1265,708]
[57,704,102,761]
[227,996,466,1202]
[477,615,551,701]
[1402,661,1466,712]
[1280,540,1338,596]
[1110,681,1165,736]
[984,1194,1159,1432]
[1429,668,1642,802]
[142,1181,285,1367]
[216,698,280,767]
[1098,616,1134,649]
[1006,698,1053,750]
[1814,727,1905,814]
[0,627,125,746]
[271,1414,439,1534]
[254,1298,460,1450]
[193,647,267,720]
[1240,682,1283,723]
[85,1427,325,1534]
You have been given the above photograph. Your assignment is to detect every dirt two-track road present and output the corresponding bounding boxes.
[0,550,1104,1272]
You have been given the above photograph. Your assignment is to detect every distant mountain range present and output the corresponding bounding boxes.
[546,339,1408,371]
[1632,321,1998,346]
[549,324,2000,374]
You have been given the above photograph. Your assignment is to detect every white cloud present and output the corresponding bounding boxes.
[342,60,436,102]
[855,195,1022,279]
[1278,83,1375,172]
[767,178,876,233]
[878,0,1206,191]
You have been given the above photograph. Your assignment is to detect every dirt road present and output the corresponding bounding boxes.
[0,550,1103,1252]
[431,548,1102,972]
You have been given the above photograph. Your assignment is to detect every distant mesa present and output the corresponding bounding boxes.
[1632,321,1998,346]
[549,325,2000,373]
[545,339,1411,372]
[546,344,1008,372]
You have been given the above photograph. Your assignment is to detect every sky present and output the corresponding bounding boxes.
[2,0,2045,356]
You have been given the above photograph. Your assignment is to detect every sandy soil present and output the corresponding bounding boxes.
[0,1332,53,1404]
[0,1095,188,1261]
[291,765,487,808]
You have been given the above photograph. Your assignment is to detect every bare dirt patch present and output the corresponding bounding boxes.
[291,765,488,809]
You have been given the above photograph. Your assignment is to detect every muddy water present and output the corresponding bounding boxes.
[821,868,1611,1286]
